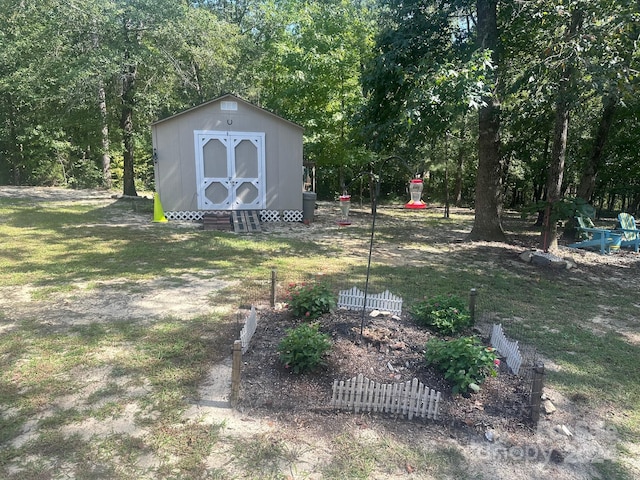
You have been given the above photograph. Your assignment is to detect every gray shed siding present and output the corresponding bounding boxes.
[151,95,304,213]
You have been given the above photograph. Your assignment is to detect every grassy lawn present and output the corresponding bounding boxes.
[0,190,638,479]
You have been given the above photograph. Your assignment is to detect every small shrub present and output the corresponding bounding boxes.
[411,294,472,335]
[277,324,332,373]
[285,282,336,319]
[424,336,498,395]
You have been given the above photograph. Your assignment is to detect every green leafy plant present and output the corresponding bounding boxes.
[411,294,472,335]
[285,282,336,319]
[424,336,499,395]
[278,323,332,373]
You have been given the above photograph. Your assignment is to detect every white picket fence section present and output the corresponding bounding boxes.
[490,323,523,375]
[337,287,403,315]
[239,306,258,354]
[331,374,441,420]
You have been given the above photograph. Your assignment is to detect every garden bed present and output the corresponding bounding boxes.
[238,308,533,435]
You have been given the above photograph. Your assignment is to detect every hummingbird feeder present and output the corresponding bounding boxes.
[337,194,352,226]
[405,178,426,209]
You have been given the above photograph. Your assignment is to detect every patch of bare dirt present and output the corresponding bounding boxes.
[0,273,232,331]
[0,185,114,202]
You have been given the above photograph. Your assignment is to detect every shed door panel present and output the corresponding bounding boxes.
[195,131,265,210]
[203,138,228,178]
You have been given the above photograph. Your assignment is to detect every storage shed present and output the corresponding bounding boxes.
[151,94,304,222]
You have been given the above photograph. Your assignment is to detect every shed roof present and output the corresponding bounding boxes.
[150,93,304,131]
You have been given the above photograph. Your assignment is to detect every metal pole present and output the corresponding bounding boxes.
[357,156,407,340]
[270,268,277,308]
[360,183,379,338]
[469,288,477,323]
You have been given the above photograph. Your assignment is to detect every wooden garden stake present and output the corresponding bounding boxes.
[530,362,545,424]
[231,340,242,406]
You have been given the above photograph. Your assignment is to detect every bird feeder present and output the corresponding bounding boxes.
[405,179,426,209]
[338,194,352,226]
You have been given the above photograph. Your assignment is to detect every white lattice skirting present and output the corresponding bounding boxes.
[490,323,523,375]
[165,210,303,223]
[260,210,280,222]
[331,374,441,420]
[337,287,403,315]
[166,211,205,221]
[282,210,303,222]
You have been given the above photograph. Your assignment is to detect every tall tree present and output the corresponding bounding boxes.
[469,0,506,241]
[574,0,638,203]
[576,90,618,202]
[258,0,376,195]
[360,0,491,207]
[498,0,639,247]
[97,82,112,188]
[151,5,253,112]
[0,0,76,185]
[361,1,477,147]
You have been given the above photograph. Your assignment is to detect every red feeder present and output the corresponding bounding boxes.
[338,194,352,226]
[405,179,426,209]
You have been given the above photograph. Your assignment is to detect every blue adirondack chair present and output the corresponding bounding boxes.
[616,213,640,253]
[568,216,622,254]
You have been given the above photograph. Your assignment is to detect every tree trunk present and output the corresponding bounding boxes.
[121,59,138,197]
[8,96,24,185]
[576,91,618,202]
[469,0,505,241]
[533,134,549,204]
[443,133,450,218]
[98,84,112,189]
[93,22,112,190]
[192,60,204,103]
[533,133,551,226]
[541,101,569,251]
[540,8,583,252]
[454,118,466,207]
[454,144,464,207]
[631,193,640,216]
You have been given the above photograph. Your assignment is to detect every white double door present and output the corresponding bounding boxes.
[194,131,265,210]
